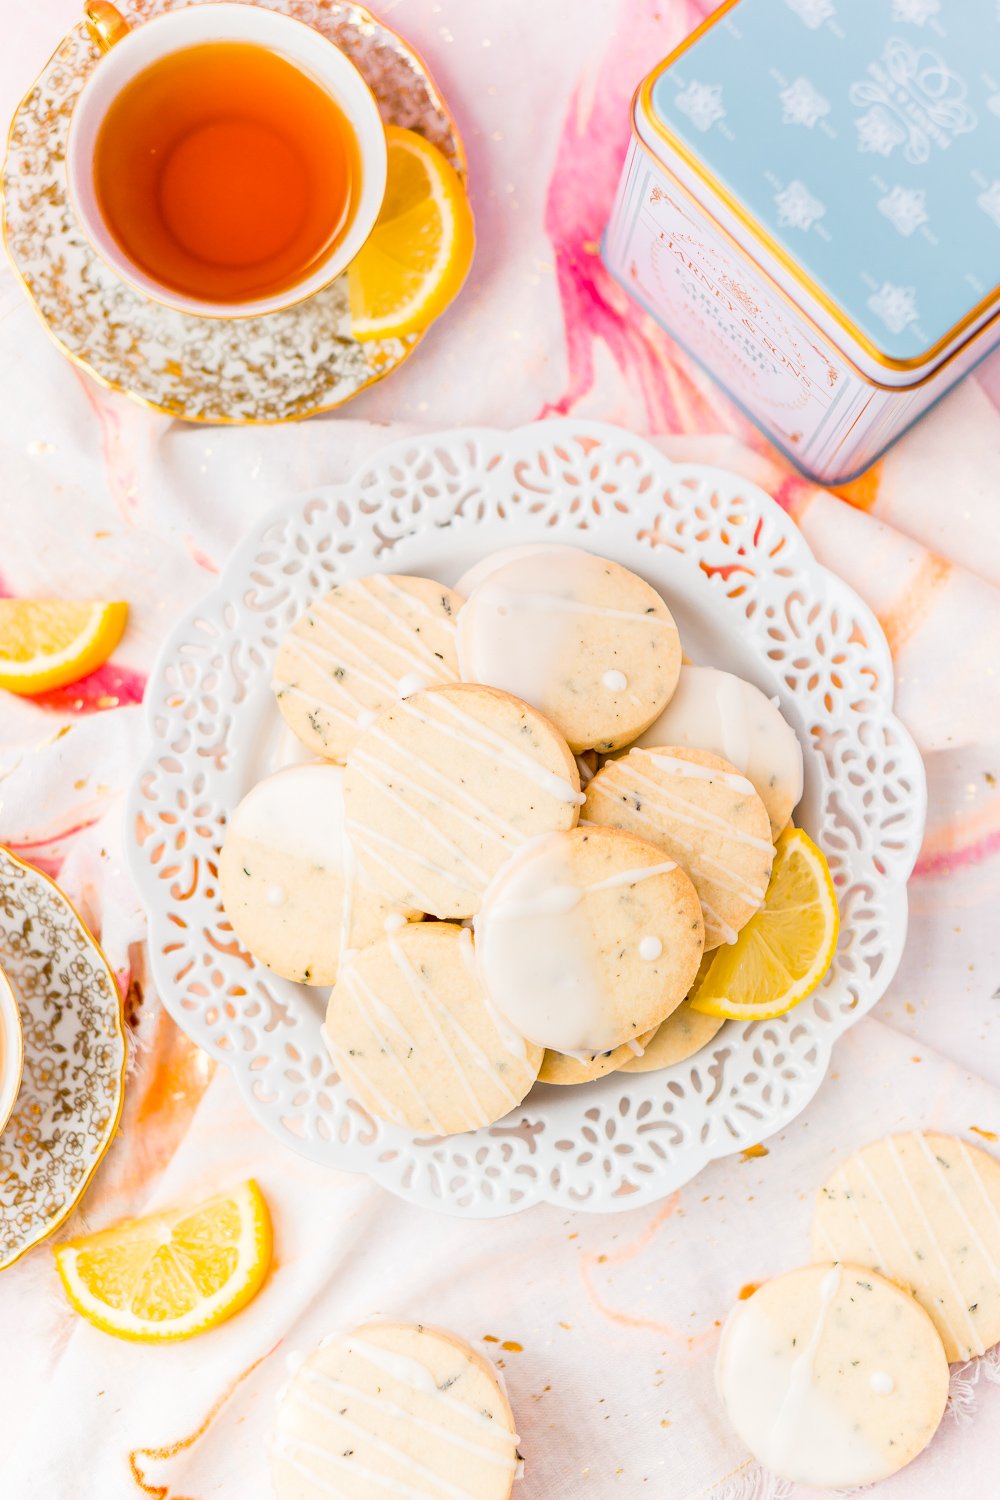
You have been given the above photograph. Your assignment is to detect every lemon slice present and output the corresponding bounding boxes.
[349,125,474,340]
[0,599,128,696]
[54,1180,272,1342]
[689,828,839,1022]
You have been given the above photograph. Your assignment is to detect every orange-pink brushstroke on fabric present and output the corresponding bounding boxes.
[914,802,1000,880]
[579,1193,719,1353]
[27,660,146,714]
[6,819,104,879]
[128,1345,276,1499]
[538,0,755,438]
[72,367,141,523]
[878,553,952,659]
[183,535,219,574]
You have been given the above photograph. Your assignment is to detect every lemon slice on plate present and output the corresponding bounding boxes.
[689,828,839,1022]
[349,125,474,340]
[54,1179,272,1342]
[0,599,128,696]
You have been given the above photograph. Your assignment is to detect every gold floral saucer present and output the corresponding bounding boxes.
[0,848,126,1270]
[1,0,465,424]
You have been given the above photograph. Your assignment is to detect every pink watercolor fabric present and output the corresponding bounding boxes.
[1,2,999,1497]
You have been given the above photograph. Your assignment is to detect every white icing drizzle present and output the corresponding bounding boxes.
[397,672,429,697]
[274,1434,441,1500]
[272,679,358,730]
[475,834,680,1053]
[588,756,771,945]
[602,669,627,691]
[344,1339,512,1436]
[344,824,441,914]
[266,883,285,908]
[638,936,662,961]
[383,911,407,933]
[397,694,583,806]
[299,1367,517,1465]
[870,1371,894,1395]
[635,665,804,834]
[767,1267,842,1468]
[349,758,491,888]
[321,1022,410,1131]
[339,966,445,1134]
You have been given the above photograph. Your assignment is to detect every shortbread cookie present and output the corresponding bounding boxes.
[474,826,703,1055]
[635,665,803,838]
[539,1029,657,1086]
[218,765,416,985]
[585,746,774,950]
[717,1262,948,1489]
[619,1001,724,1073]
[812,1131,1000,1362]
[323,923,541,1135]
[272,1320,519,1500]
[273,573,463,762]
[456,544,681,753]
[343,683,582,919]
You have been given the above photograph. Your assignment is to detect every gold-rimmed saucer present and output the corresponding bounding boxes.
[0,848,126,1271]
[1,0,465,424]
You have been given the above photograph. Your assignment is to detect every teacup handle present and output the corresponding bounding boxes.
[84,1,131,52]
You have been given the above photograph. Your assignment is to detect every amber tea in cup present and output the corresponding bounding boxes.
[92,41,360,307]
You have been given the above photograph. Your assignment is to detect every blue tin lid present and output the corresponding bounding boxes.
[644,0,1000,367]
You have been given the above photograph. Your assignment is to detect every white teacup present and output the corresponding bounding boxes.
[67,1,387,318]
[0,964,23,1134]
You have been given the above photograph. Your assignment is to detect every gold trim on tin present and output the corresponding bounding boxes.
[629,131,1000,396]
[636,0,1000,375]
[0,847,127,1272]
[1,1,468,426]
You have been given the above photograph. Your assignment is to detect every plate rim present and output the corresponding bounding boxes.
[0,846,128,1269]
[125,418,927,1215]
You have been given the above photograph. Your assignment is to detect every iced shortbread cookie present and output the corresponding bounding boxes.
[323,923,541,1135]
[585,746,774,950]
[619,1001,724,1073]
[634,665,803,838]
[717,1263,948,1489]
[538,1029,657,1086]
[273,574,463,762]
[218,765,416,986]
[343,683,582,919]
[455,542,580,596]
[474,826,703,1055]
[272,1320,520,1500]
[456,545,681,753]
[813,1131,1000,1362]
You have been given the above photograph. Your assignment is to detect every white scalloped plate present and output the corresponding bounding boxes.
[126,421,925,1216]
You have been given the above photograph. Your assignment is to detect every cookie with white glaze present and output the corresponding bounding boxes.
[273,573,463,762]
[323,923,541,1135]
[634,665,803,838]
[813,1130,1000,1363]
[717,1262,948,1489]
[474,826,703,1056]
[342,682,582,920]
[218,764,416,986]
[538,1028,657,1086]
[456,544,681,753]
[272,1320,520,1500]
[584,746,774,950]
[618,1001,724,1073]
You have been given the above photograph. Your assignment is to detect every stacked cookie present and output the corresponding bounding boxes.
[219,543,804,1137]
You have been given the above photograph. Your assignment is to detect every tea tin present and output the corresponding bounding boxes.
[603,0,1000,484]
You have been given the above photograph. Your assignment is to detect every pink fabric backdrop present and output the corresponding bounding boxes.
[2,2,1000,1496]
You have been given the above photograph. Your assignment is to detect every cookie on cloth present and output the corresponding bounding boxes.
[456,544,681,753]
[812,1130,1000,1363]
[584,746,774,950]
[538,1029,657,1086]
[323,923,541,1135]
[342,682,582,919]
[717,1262,948,1489]
[474,825,703,1056]
[218,764,416,986]
[272,1320,520,1500]
[634,664,803,839]
[273,573,463,762]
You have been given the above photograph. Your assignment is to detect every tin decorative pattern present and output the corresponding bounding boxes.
[647,0,1000,360]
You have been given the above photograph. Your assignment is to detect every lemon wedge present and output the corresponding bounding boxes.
[689,828,839,1022]
[349,125,474,340]
[54,1180,272,1342]
[0,599,128,696]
